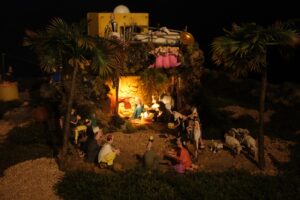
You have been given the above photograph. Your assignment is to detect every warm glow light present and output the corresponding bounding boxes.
[113,5,130,14]
[142,111,148,119]
[151,103,159,110]
[107,76,146,118]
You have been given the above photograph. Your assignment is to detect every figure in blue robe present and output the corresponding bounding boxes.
[132,98,144,119]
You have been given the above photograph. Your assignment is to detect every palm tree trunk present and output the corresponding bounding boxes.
[171,75,177,110]
[114,77,119,115]
[62,63,79,157]
[258,67,267,169]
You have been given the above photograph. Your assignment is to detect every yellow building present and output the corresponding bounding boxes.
[87,5,150,117]
[87,5,149,39]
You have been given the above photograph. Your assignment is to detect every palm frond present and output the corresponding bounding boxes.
[211,22,299,77]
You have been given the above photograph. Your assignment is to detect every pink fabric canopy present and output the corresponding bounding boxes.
[149,54,181,68]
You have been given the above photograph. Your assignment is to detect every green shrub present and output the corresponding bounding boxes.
[55,170,180,200]
[109,115,125,129]
[124,121,137,133]
[55,168,300,200]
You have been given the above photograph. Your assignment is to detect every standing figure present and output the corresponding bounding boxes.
[85,127,103,164]
[172,110,188,145]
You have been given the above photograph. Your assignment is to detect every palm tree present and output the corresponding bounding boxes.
[212,22,299,169]
[24,18,113,160]
[97,38,127,115]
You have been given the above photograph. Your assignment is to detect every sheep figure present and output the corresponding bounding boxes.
[228,128,250,144]
[241,133,258,159]
[224,133,243,155]
[208,140,223,153]
[236,128,250,142]
[227,128,238,137]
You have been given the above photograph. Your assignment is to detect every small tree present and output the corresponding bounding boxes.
[24,18,113,163]
[212,22,299,169]
[102,38,127,115]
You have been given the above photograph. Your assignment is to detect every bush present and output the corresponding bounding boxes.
[109,115,125,129]
[55,168,300,200]
[55,170,180,200]
[124,121,137,133]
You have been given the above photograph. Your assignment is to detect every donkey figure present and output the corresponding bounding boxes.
[186,118,204,159]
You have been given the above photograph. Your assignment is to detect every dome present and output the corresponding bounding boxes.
[113,5,130,14]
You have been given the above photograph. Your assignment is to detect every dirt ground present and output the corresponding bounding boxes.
[111,122,295,176]
[0,105,296,200]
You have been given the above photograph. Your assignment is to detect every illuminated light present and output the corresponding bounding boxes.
[143,111,148,119]
[113,5,130,14]
[151,102,160,111]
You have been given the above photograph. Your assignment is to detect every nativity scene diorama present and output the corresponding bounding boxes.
[21,4,262,175]
[1,1,298,199]
[87,5,200,124]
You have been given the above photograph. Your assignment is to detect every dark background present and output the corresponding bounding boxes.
[0,0,299,83]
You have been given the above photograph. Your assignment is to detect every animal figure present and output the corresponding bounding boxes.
[172,111,187,121]
[235,128,250,143]
[188,106,199,119]
[193,120,202,159]
[226,128,257,159]
[224,133,242,156]
[172,109,205,159]
[208,140,223,153]
[227,128,250,143]
[241,133,258,159]
[186,119,203,159]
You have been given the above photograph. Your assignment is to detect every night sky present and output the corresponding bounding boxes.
[0,0,299,83]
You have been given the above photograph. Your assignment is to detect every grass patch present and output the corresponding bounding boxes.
[55,167,300,200]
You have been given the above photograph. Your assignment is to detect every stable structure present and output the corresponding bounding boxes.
[87,5,149,40]
[107,76,146,118]
[87,5,191,117]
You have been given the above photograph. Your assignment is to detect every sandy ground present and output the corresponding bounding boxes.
[0,105,295,200]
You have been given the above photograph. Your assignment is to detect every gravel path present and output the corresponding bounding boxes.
[0,158,64,200]
[0,105,64,200]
